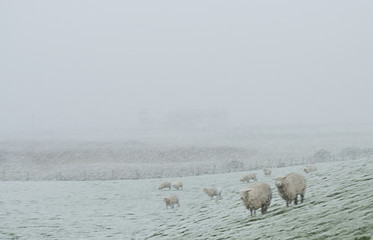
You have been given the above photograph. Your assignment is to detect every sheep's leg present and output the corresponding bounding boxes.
[300,193,304,203]
[253,210,256,217]
[250,209,253,217]
[286,198,290,207]
[294,196,298,205]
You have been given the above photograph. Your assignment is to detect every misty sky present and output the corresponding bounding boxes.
[1,0,373,133]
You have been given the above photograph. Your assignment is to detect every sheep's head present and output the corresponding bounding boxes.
[274,177,286,188]
[164,198,169,203]
[239,189,251,202]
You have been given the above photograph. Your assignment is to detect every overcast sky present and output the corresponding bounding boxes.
[1,0,372,134]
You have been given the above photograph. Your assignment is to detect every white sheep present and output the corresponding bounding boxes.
[263,168,272,176]
[203,186,222,198]
[239,182,272,217]
[172,181,183,190]
[304,165,317,173]
[163,195,180,209]
[240,173,257,183]
[158,181,172,190]
[274,172,306,207]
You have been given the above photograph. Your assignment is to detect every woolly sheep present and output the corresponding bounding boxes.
[203,186,222,198]
[172,181,183,190]
[163,195,180,209]
[158,181,172,190]
[263,168,272,176]
[239,182,272,217]
[304,165,317,173]
[240,173,257,183]
[275,172,306,207]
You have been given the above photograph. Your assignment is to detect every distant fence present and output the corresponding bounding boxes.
[0,167,218,181]
[0,170,123,181]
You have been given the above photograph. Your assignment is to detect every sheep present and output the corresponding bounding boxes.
[263,168,272,176]
[203,186,222,198]
[240,173,257,183]
[304,165,317,173]
[158,181,172,190]
[239,182,272,217]
[172,181,183,190]
[163,195,180,209]
[274,172,307,207]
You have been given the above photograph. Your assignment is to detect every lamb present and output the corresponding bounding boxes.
[263,168,272,176]
[240,173,257,183]
[304,165,317,173]
[172,181,183,190]
[274,172,306,207]
[239,182,272,217]
[163,195,180,209]
[158,181,172,190]
[203,186,222,198]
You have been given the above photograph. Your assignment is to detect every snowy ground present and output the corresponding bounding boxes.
[1,126,373,180]
[0,157,372,239]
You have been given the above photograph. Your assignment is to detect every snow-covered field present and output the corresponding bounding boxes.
[1,157,372,239]
[1,126,373,180]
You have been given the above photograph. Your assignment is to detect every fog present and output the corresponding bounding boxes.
[1,0,373,135]
[2,3,373,239]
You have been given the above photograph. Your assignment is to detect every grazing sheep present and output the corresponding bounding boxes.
[163,195,180,209]
[240,173,257,183]
[275,172,307,207]
[263,168,272,176]
[203,186,222,198]
[172,181,183,190]
[239,182,272,217]
[158,181,172,190]
[304,165,317,173]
